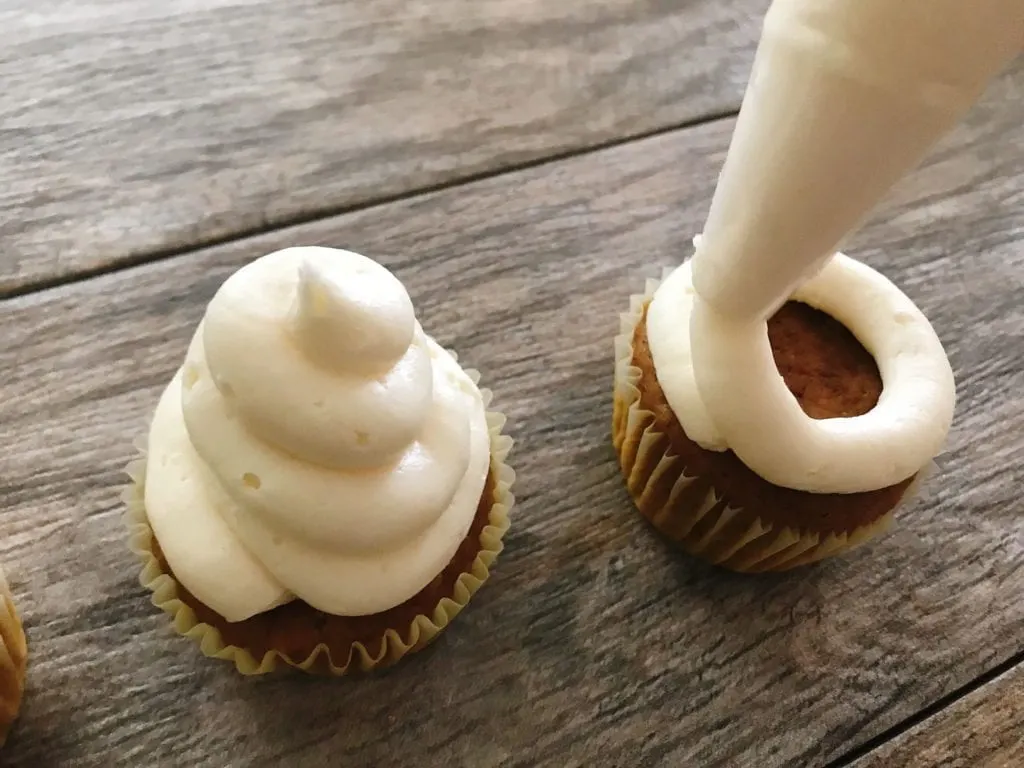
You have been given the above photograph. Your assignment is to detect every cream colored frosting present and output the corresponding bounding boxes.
[644,0,1017,493]
[692,0,1020,322]
[648,244,956,493]
[144,247,491,621]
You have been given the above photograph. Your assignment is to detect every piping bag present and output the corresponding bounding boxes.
[692,0,1022,322]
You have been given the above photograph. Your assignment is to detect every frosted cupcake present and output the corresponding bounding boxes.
[614,247,953,571]
[125,247,514,674]
[610,0,1014,571]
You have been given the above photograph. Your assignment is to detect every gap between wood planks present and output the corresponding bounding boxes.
[825,647,1024,767]
[0,107,740,303]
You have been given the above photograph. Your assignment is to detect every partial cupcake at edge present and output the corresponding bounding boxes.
[124,246,515,674]
[0,566,27,745]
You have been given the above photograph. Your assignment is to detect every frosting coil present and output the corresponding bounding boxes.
[648,244,956,494]
[145,247,491,621]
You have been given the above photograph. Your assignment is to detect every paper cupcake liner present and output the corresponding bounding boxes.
[0,566,27,746]
[123,367,515,676]
[613,271,932,573]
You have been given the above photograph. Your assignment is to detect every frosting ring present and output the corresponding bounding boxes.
[641,0,1012,495]
[648,247,955,494]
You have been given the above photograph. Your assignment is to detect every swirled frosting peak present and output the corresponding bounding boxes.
[291,255,415,372]
[144,247,491,621]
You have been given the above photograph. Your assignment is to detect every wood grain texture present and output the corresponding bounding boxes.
[0,65,1021,768]
[0,0,767,296]
[853,664,1024,768]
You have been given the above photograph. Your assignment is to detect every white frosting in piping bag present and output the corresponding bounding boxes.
[648,0,1020,493]
[692,0,1021,322]
[145,247,491,621]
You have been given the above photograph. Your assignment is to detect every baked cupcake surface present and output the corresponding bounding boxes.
[613,253,952,571]
[127,246,514,673]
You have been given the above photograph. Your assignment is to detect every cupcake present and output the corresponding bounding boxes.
[608,0,995,571]
[613,241,954,572]
[124,246,514,674]
[0,566,27,745]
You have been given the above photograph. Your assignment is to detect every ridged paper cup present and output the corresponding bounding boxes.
[0,566,27,746]
[124,367,514,676]
[613,270,931,572]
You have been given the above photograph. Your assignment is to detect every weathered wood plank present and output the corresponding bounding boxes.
[0,0,767,296]
[852,663,1024,768]
[0,65,1021,768]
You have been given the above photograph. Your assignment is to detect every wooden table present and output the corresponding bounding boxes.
[1,2,1021,765]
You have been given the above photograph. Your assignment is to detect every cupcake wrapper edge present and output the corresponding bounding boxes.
[0,565,27,745]
[123,372,514,676]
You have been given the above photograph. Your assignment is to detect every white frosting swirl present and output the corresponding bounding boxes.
[144,247,491,621]
[647,244,956,494]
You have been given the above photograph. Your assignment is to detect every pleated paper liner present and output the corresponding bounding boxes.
[0,565,27,746]
[124,369,515,676]
[613,269,934,573]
